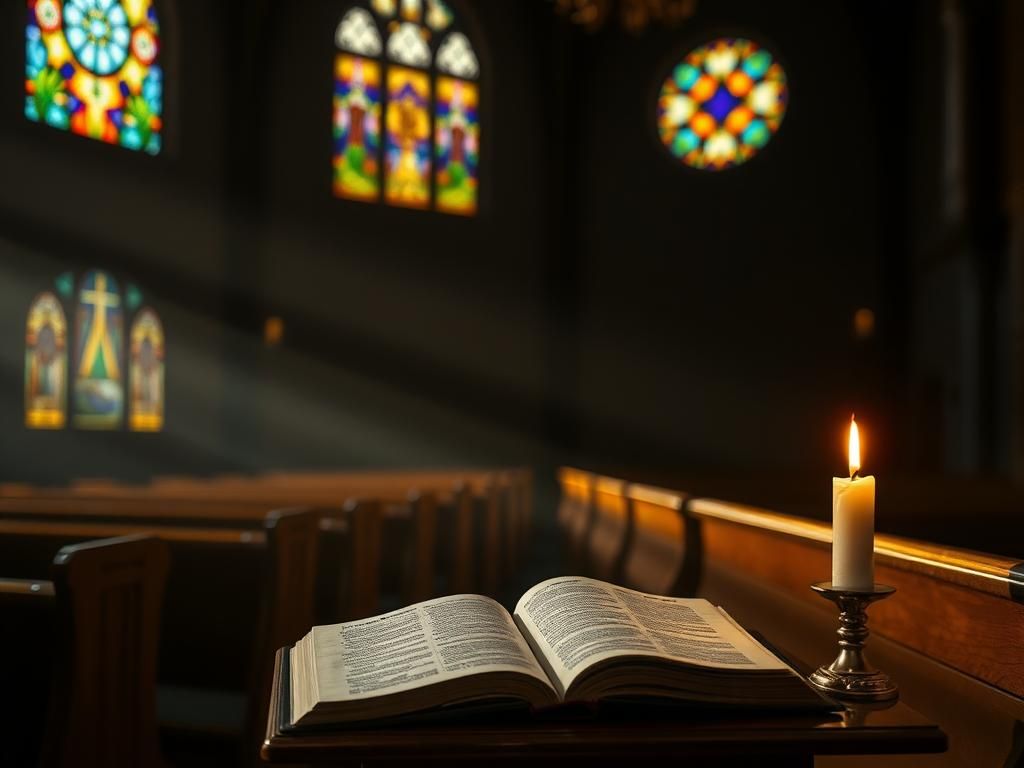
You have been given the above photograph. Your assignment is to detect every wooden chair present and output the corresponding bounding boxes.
[586,476,633,584]
[620,484,700,597]
[0,535,169,768]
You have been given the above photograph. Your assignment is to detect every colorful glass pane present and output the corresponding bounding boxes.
[386,21,431,67]
[334,54,382,201]
[129,308,164,432]
[436,32,478,79]
[25,0,163,154]
[336,7,382,56]
[425,0,453,31]
[73,270,124,429]
[435,77,479,216]
[400,0,421,22]
[25,292,67,429]
[657,38,787,170]
[385,66,431,208]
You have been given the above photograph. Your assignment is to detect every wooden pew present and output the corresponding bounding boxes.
[0,497,383,620]
[441,483,477,595]
[0,467,531,611]
[557,467,595,574]
[619,483,700,597]
[0,468,523,606]
[0,509,321,765]
[684,496,1024,768]
[0,535,168,768]
[243,508,321,765]
[476,479,503,598]
[586,476,633,584]
[405,491,439,605]
[557,467,1024,765]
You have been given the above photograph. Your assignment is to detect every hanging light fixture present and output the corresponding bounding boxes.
[553,0,697,33]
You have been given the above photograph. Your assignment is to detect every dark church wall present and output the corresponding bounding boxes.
[0,0,1012,486]
[237,0,555,469]
[560,0,893,475]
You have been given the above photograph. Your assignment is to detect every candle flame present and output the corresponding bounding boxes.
[848,415,861,478]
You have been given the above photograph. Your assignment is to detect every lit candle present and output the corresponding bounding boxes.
[832,416,875,590]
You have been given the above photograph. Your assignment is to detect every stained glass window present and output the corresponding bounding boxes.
[26,271,165,433]
[385,66,431,208]
[129,308,164,432]
[74,270,124,429]
[25,0,163,154]
[332,0,480,214]
[657,38,787,170]
[25,292,68,429]
[435,76,479,215]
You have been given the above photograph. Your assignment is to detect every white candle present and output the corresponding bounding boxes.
[832,417,875,590]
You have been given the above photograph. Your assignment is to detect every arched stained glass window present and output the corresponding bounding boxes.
[657,38,787,170]
[25,272,165,432]
[333,0,480,215]
[129,308,164,432]
[25,292,68,429]
[25,0,163,154]
[74,270,124,429]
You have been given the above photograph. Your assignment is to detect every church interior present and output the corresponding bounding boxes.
[2,0,1023,766]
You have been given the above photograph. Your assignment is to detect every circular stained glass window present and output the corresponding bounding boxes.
[62,0,131,77]
[657,38,788,170]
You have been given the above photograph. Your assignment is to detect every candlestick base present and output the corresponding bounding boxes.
[808,582,898,702]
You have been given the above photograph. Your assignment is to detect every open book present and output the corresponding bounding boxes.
[288,577,828,728]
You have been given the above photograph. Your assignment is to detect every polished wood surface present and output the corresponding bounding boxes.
[0,517,268,544]
[261,649,945,767]
[620,483,699,596]
[0,578,56,597]
[688,498,1024,698]
[587,476,631,582]
[689,498,1024,599]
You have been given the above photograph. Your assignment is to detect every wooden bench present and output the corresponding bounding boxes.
[686,496,1024,768]
[557,467,595,574]
[0,509,321,764]
[557,468,1024,767]
[0,467,534,605]
[0,535,168,768]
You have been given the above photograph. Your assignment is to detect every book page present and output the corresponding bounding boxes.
[311,594,554,702]
[513,577,788,697]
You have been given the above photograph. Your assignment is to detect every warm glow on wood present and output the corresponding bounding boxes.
[848,416,861,478]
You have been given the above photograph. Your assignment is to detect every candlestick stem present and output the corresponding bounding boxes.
[808,582,898,702]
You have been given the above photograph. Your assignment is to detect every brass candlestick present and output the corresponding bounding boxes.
[808,582,898,702]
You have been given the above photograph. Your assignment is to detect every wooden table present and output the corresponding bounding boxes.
[261,649,946,767]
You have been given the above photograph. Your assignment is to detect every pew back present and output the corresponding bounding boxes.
[43,535,169,768]
[621,484,698,597]
[587,476,632,583]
